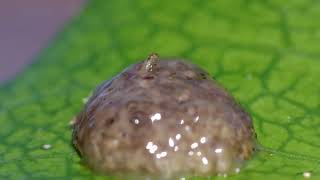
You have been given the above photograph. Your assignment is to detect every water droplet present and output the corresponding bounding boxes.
[303,171,311,178]
[42,144,52,150]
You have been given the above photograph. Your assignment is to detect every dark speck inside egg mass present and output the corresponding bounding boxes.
[72,53,257,179]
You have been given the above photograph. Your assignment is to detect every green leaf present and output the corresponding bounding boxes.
[1,0,319,179]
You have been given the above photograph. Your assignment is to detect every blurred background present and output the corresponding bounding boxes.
[0,0,85,83]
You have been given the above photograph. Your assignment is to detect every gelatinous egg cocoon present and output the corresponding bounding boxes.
[72,54,257,178]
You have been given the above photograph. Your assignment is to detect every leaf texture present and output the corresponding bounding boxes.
[0,0,319,179]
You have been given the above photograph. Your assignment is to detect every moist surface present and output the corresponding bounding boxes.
[72,54,257,178]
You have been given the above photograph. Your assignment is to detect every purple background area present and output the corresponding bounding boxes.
[0,0,85,84]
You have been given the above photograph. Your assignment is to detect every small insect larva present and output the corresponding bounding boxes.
[72,53,257,179]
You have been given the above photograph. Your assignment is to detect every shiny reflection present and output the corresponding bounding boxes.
[133,118,140,124]
[188,151,194,156]
[196,151,202,156]
[174,146,179,152]
[168,137,175,147]
[146,142,158,154]
[214,148,223,153]
[194,116,199,123]
[201,157,208,165]
[185,125,191,132]
[156,151,167,159]
[191,142,198,149]
[150,113,161,123]
[180,119,185,124]
[200,137,206,144]
[303,171,312,178]
[175,134,181,140]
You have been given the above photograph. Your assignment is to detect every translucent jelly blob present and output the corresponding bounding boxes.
[72,54,257,179]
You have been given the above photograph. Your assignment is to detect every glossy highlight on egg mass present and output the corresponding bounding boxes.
[72,53,257,179]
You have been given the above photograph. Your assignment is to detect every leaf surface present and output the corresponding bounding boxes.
[0,0,319,179]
